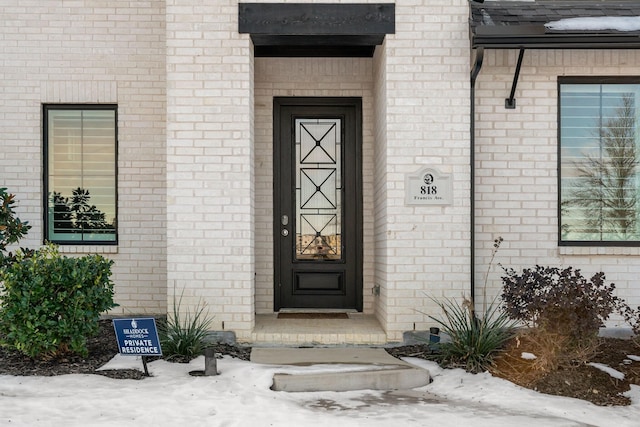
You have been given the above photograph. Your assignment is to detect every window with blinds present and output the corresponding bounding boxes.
[44,105,117,243]
[559,80,640,244]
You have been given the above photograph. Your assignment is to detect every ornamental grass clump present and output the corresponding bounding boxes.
[158,292,213,362]
[428,296,517,374]
[425,236,516,373]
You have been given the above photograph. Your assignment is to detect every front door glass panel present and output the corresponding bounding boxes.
[294,118,342,261]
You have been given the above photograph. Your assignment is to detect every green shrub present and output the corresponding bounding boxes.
[0,243,117,358]
[158,292,213,362]
[428,296,517,373]
[0,188,32,268]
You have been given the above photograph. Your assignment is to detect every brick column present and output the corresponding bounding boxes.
[376,1,472,341]
[166,0,255,340]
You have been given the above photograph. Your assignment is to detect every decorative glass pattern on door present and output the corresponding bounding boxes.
[295,118,342,260]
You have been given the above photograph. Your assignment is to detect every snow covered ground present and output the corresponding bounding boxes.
[1,355,639,427]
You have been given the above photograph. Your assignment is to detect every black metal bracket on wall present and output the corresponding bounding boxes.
[505,49,525,109]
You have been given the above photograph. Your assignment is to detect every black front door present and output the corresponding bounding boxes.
[274,97,362,311]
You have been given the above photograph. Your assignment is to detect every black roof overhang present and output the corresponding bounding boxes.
[470,11,640,108]
[472,25,640,50]
[239,3,395,57]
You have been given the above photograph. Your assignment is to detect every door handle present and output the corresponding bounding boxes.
[281,215,289,236]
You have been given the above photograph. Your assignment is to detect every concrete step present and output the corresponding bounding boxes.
[250,347,430,392]
[252,314,388,345]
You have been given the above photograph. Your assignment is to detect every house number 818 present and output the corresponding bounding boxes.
[421,185,437,195]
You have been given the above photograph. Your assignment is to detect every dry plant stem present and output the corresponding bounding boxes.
[526,330,566,372]
[481,237,503,313]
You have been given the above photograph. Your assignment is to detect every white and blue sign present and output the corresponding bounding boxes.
[113,318,162,356]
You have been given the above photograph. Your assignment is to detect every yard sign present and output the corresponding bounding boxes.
[112,318,162,356]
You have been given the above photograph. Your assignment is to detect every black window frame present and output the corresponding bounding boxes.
[558,76,640,247]
[43,104,118,245]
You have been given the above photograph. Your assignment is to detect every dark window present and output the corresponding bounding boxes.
[44,105,117,244]
[559,79,640,245]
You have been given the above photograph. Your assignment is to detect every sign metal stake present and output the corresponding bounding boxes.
[142,356,150,376]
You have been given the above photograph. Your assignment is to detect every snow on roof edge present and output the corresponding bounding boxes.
[545,16,640,32]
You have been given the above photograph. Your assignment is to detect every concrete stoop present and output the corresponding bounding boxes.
[250,347,431,392]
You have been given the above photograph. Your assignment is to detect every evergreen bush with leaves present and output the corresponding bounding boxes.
[0,187,31,268]
[0,243,117,358]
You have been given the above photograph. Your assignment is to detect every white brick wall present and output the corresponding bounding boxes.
[254,57,376,314]
[6,0,637,342]
[475,49,640,328]
[225,0,472,340]
[378,1,472,341]
[166,0,255,340]
[373,41,389,334]
[0,1,167,314]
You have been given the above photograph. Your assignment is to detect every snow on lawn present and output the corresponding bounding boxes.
[1,355,639,427]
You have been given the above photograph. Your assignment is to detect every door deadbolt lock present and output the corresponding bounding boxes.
[281,229,289,237]
[281,215,289,226]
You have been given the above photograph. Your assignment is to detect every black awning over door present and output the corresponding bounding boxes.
[239,3,395,57]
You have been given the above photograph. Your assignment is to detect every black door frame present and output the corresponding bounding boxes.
[273,97,363,311]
